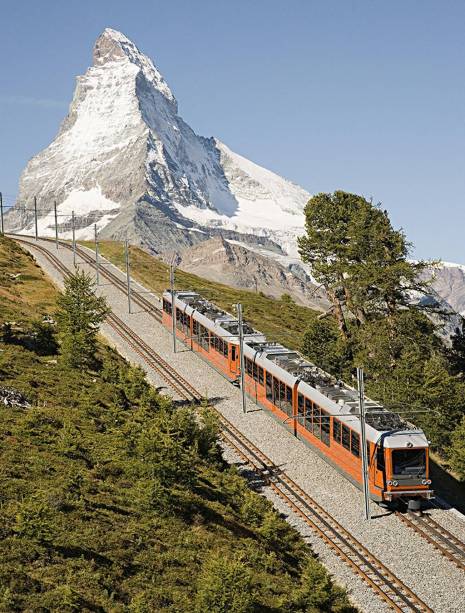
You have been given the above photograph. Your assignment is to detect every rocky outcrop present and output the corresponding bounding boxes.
[8,28,309,260]
[430,264,465,316]
[170,237,329,311]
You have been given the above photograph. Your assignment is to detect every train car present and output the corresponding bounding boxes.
[162,290,433,508]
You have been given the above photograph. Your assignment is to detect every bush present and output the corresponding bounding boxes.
[195,552,254,613]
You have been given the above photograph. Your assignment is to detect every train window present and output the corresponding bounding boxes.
[199,325,209,351]
[313,405,322,439]
[163,299,172,314]
[253,362,259,381]
[376,446,385,471]
[392,449,426,477]
[342,425,350,450]
[222,341,228,358]
[193,319,198,336]
[286,385,292,406]
[273,378,281,408]
[245,358,253,377]
[266,372,273,401]
[351,432,360,457]
[321,410,330,446]
[297,394,304,417]
[281,384,292,417]
[305,398,312,431]
[333,419,341,443]
[258,367,264,385]
[231,346,236,361]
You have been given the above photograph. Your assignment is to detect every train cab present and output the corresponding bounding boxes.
[377,431,433,507]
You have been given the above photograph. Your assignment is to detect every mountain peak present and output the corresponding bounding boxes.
[93,28,133,66]
[93,28,176,108]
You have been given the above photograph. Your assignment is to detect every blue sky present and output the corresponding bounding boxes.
[1,1,464,262]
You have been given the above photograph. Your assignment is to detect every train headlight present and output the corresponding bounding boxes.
[422,479,427,485]
[392,480,399,487]
[387,480,392,486]
[426,479,431,485]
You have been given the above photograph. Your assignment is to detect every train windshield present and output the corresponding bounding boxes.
[392,449,426,477]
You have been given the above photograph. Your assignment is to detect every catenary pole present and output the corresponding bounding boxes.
[34,196,38,240]
[0,192,4,235]
[236,303,247,414]
[94,224,100,285]
[170,255,177,353]
[125,237,132,314]
[357,367,371,520]
[71,210,76,267]
[54,201,58,250]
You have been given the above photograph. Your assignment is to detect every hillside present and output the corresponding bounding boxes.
[82,240,321,350]
[0,236,354,612]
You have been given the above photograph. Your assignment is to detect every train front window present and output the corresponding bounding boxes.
[392,449,426,477]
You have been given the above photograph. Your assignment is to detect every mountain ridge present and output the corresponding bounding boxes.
[8,28,309,258]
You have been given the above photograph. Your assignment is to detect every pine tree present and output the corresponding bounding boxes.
[194,552,254,613]
[55,270,109,368]
[297,191,432,336]
[449,417,465,480]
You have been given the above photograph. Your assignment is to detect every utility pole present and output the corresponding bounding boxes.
[125,237,132,314]
[0,192,3,235]
[71,210,76,267]
[34,196,38,240]
[236,303,247,414]
[170,253,177,353]
[357,367,371,521]
[54,201,58,250]
[94,224,100,285]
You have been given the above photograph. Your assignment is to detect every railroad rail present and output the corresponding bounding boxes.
[8,234,163,322]
[396,510,465,572]
[13,236,434,613]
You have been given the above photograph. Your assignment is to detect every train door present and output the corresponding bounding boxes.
[373,442,386,491]
[229,343,239,376]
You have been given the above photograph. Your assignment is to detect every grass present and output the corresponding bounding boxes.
[0,235,58,326]
[0,235,355,611]
[81,240,319,350]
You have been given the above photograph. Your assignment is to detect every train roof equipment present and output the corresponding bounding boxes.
[165,289,427,445]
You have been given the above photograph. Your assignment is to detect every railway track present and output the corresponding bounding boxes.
[9,234,163,322]
[14,236,435,613]
[396,510,465,572]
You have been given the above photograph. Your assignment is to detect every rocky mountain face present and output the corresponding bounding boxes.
[430,263,465,316]
[172,236,329,310]
[8,28,309,261]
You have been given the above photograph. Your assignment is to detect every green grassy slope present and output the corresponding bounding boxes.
[0,236,355,612]
[83,241,319,350]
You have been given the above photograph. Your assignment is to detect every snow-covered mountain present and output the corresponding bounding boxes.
[8,28,309,257]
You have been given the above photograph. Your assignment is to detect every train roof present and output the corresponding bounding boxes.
[164,290,266,341]
[165,290,428,447]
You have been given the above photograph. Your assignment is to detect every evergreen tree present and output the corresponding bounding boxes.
[301,317,349,376]
[449,416,465,480]
[297,191,465,459]
[447,321,465,375]
[297,191,431,336]
[194,552,254,613]
[55,270,109,368]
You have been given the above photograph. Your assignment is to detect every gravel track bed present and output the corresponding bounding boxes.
[21,237,465,613]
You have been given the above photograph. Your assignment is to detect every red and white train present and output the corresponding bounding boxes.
[162,290,434,507]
